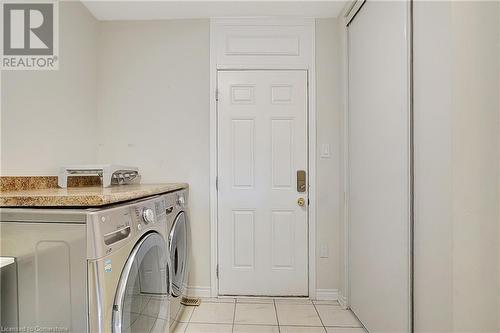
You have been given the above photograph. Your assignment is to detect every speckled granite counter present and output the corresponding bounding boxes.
[0,177,188,207]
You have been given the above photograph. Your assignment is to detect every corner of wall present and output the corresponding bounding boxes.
[336,13,349,307]
[497,2,500,330]
[314,17,343,293]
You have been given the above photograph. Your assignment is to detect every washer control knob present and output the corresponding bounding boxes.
[177,196,185,207]
[142,208,155,224]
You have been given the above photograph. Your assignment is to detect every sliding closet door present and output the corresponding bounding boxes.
[348,1,411,333]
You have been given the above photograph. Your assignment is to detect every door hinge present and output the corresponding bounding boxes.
[216,265,219,279]
[215,176,219,191]
[215,89,219,101]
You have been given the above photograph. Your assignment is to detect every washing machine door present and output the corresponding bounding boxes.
[169,211,189,297]
[113,232,171,333]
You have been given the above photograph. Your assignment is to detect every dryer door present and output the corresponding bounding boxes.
[169,211,189,297]
[113,232,171,333]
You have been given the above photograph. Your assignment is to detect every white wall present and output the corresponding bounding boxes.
[450,3,499,331]
[97,18,342,292]
[315,18,342,292]
[1,1,98,175]
[96,19,211,288]
[1,9,343,295]
[414,1,500,332]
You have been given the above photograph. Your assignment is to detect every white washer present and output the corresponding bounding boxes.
[0,195,174,333]
[162,189,191,329]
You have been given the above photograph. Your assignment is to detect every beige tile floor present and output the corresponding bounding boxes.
[171,298,366,333]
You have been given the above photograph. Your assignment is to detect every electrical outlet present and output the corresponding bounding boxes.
[320,244,329,258]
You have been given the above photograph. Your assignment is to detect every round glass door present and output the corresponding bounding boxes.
[169,211,189,297]
[113,232,170,333]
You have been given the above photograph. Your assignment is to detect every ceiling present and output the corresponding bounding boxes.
[82,1,347,21]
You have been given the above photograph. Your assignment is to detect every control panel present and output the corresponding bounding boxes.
[177,194,185,207]
[131,197,167,232]
[99,210,132,246]
[132,205,154,231]
[88,195,169,259]
[142,208,155,224]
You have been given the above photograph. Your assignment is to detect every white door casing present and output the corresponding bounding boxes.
[217,70,308,296]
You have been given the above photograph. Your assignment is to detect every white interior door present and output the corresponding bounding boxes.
[218,70,308,296]
[348,1,411,332]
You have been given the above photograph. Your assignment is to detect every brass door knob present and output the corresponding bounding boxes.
[297,198,306,207]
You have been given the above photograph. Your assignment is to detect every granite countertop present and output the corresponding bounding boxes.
[0,177,188,207]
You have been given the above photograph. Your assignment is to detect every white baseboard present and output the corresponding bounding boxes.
[187,286,342,301]
[315,289,339,301]
[185,286,212,298]
[338,290,348,309]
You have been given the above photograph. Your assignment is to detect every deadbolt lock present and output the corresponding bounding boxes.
[297,170,306,193]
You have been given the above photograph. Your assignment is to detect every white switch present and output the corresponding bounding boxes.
[320,244,329,258]
[320,144,331,158]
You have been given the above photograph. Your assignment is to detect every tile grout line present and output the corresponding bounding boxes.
[231,298,237,333]
[273,299,281,333]
[183,304,196,333]
[311,301,328,333]
[187,298,362,332]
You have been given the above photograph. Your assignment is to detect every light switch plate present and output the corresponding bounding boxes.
[320,144,331,158]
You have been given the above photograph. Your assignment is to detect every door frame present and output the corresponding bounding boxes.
[209,18,317,298]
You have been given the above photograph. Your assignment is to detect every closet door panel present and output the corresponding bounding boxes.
[348,1,411,332]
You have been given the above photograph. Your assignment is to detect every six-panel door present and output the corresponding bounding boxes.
[217,70,308,296]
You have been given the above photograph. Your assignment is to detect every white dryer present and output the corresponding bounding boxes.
[162,189,191,329]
